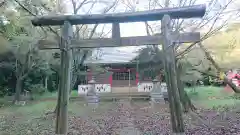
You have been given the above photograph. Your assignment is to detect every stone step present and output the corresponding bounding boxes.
[116,102,142,135]
[120,126,141,135]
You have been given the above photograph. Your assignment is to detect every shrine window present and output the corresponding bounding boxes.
[112,71,135,80]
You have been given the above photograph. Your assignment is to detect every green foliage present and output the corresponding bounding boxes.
[211,104,235,112]
[88,63,106,73]
[179,22,240,82]
[0,26,54,97]
[230,93,240,100]
[0,2,58,98]
[0,0,119,98]
[186,86,240,109]
[187,89,199,99]
[0,86,10,97]
[178,60,204,83]
[202,23,240,69]
[0,51,16,96]
[134,46,163,63]
[133,46,163,80]
[29,84,47,95]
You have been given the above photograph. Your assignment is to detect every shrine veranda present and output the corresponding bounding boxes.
[77,60,165,94]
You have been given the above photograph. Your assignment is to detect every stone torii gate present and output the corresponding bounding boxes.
[31,4,206,135]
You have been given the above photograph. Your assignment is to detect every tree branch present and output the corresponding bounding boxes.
[176,0,235,58]
[192,68,218,78]
[75,0,88,14]
[0,0,5,7]
[79,0,119,66]
[13,0,59,37]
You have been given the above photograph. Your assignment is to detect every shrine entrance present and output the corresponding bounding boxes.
[32,4,206,135]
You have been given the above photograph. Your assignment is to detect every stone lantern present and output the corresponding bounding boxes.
[150,78,164,103]
[86,78,99,112]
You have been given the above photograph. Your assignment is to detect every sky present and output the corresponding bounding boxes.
[70,0,215,36]
[62,0,239,63]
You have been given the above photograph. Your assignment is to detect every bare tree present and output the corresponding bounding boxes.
[69,0,119,90]
[121,0,239,112]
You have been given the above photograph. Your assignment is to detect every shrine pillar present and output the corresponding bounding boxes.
[87,69,92,81]
[109,73,113,86]
[136,72,139,85]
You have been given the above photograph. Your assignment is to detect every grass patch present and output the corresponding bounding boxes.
[186,86,240,108]
[0,100,116,135]
[71,90,78,97]
[31,90,79,100]
[43,90,78,98]
[33,92,58,100]
[186,86,232,100]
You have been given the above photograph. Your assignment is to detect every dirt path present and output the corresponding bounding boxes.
[117,100,142,135]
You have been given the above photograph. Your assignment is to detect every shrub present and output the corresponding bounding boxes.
[211,104,235,111]
[187,89,198,99]
[25,84,47,100]
[230,93,240,100]
[29,84,47,95]
[0,86,10,97]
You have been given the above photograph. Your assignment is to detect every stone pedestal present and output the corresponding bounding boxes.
[161,82,168,102]
[86,79,99,111]
[150,79,164,104]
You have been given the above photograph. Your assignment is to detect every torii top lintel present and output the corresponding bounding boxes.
[31,4,206,26]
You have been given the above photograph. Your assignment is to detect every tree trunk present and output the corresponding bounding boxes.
[176,64,189,112]
[54,101,59,113]
[162,15,184,133]
[176,63,197,112]
[223,77,240,93]
[56,73,60,90]
[51,73,61,115]
[184,91,197,111]
[55,90,61,131]
[55,62,63,132]
[44,76,48,90]
[54,83,61,113]
[13,78,23,104]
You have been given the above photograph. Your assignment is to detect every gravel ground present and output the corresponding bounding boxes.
[1,101,240,135]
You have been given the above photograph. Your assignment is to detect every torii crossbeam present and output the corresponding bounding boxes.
[32,4,205,26]
[31,4,206,135]
[38,32,200,49]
